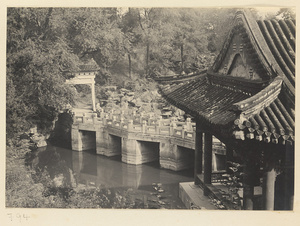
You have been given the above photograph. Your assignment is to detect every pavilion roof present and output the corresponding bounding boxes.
[160,73,263,126]
[158,10,295,145]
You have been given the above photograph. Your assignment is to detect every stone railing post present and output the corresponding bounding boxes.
[128,119,133,131]
[140,112,144,124]
[99,108,105,119]
[142,120,147,133]
[120,114,125,126]
[182,125,187,138]
[148,112,153,119]
[170,117,177,135]
[109,109,114,120]
[103,113,109,125]
[157,116,162,126]
[120,110,125,122]
[92,113,98,124]
[82,113,86,123]
[156,116,162,134]
[186,117,192,131]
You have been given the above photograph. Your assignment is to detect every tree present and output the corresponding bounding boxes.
[134,8,161,76]
[6,8,80,137]
[276,8,296,20]
[119,8,141,78]
[168,9,208,73]
[66,8,125,70]
[118,8,237,76]
[6,7,240,138]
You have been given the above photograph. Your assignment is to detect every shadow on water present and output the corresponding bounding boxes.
[26,144,194,208]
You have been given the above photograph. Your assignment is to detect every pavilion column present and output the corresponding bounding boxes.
[262,168,276,210]
[226,146,234,172]
[283,140,294,210]
[203,132,212,195]
[194,121,203,184]
[243,185,254,210]
[91,80,96,112]
[243,160,255,210]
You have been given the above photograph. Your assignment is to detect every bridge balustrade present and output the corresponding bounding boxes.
[71,109,226,174]
[112,120,122,128]
[145,125,157,134]
[157,126,171,136]
[184,130,195,140]
[173,128,183,138]
[106,119,113,125]
[73,109,197,141]
[131,124,142,132]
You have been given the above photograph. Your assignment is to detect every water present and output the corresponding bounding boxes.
[26,144,194,209]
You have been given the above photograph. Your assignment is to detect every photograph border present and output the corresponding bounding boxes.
[1,0,299,225]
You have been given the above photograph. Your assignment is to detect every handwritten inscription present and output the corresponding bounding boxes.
[7,213,30,222]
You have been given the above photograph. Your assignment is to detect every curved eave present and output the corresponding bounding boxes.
[232,77,282,115]
[158,76,250,128]
[232,86,294,144]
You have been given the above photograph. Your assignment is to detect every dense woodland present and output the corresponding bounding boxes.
[6,7,241,138]
[6,7,295,208]
[7,7,295,138]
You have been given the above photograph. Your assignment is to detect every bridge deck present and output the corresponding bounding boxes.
[71,109,226,171]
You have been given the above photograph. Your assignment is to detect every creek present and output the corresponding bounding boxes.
[25,144,195,209]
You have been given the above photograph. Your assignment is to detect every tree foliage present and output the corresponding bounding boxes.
[118,8,236,76]
[66,8,124,69]
[7,7,261,137]
[276,8,296,20]
[7,8,80,137]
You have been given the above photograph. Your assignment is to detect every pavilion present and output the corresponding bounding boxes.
[159,10,295,210]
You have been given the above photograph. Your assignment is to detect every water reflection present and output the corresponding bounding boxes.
[70,149,194,190]
[26,144,194,208]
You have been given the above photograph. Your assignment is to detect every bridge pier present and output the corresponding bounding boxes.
[121,138,137,164]
[71,125,82,151]
[71,125,96,151]
[121,138,159,165]
[71,111,226,174]
[160,141,194,171]
[96,129,121,156]
[95,128,106,155]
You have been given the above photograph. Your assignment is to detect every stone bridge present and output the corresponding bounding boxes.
[71,109,226,172]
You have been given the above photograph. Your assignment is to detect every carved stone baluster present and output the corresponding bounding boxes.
[82,113,86,123]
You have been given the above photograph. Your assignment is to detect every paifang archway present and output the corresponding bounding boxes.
[65,66,99,112]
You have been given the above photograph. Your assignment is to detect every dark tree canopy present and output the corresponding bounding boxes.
[6,8,80,137]
[7,7,284,137]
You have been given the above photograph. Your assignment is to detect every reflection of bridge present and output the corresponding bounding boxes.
[71,109,226,172]
[71,151,195,190]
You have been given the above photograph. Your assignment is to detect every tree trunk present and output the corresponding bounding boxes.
[41,8,53,40]
[128,53,132,78]
[146,42,149,75]
[180,43,184,73]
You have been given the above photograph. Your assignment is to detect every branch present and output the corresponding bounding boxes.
[43,8,53,31]
[138,11,145,31]
[41,8,53,40]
